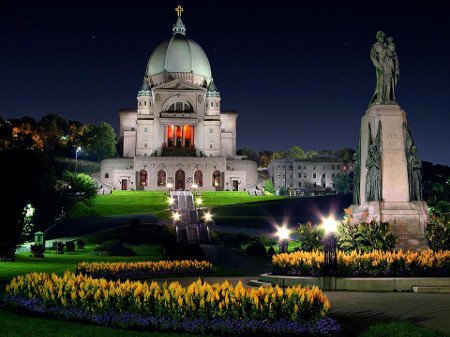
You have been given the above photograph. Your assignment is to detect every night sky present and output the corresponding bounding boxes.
[1,1,449,165]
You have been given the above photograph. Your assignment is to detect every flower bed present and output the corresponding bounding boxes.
[272,249,450,277]
[76,260,212,279]
[5,272,338,336]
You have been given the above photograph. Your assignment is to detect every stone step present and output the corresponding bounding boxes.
[247,280,272,287]
[412,286,450,293]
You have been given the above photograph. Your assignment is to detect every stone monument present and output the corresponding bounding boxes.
[351,31,428,250]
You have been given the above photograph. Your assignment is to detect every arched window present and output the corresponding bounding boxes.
[139,170,148,187]
[104,173,109,179]
[194,170,203,187]
[212,170,221,187]
[157,170,166,187]
[168,101,193,112]
[175,170,185,190]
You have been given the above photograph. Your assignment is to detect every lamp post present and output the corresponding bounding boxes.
[322,217,338,276]
[166,182,173,196]
[192,183,198,196]
[275,225,290,253]
[75,146,81,173]
[203,211,212,223]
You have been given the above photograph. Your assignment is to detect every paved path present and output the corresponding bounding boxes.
[326,291,450,334]
[159,275,450,334]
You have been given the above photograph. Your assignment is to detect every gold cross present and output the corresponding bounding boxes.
[175,5,183,17]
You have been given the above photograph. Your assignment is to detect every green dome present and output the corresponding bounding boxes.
[146,18,212,81]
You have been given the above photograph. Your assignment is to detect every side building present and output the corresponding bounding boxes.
[268,157,352,194]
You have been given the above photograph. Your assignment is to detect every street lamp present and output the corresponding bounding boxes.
[275,224,290,253]
[75,146,82,173]
[168,196,175,206]
[166,183,173,196]
[203,211,213,223]
[195,197,203,207]
[192,183,198,196]
[322,216,338,276]
[172,212,181,222]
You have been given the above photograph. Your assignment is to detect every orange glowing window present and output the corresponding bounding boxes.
[167,126,174,140]
[183,125,191,139]
[176,126,182,138]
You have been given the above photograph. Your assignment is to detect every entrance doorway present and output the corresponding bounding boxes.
[121,179,128,190]
[232,180,239,191]
[175,170,185,190]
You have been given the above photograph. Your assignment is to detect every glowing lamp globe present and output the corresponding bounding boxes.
[322,217,338,234]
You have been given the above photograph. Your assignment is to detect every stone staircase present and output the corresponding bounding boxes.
[170,190,209,244]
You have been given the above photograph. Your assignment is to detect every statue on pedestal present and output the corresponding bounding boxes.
[365,122,382,201]
[369,31,400,106]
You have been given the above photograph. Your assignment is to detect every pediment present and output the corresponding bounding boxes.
[154,79,205,91]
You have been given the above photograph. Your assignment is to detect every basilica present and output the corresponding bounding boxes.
[99,8,258,192]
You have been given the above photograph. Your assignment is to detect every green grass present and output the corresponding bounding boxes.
[0,308,201,337]
[70,191,168,218]
[359,321,447,337]
[199,191,283,206]
[69,190,284,218]
[0,244,164,281]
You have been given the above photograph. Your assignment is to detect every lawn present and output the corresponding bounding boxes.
[0,307,446,337]
[0,308,197,337]
[69,190,284,218]
[0,244,164,281]
[198,191,283,206]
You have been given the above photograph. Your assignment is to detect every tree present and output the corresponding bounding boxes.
[263,179,275,194]
[332,173,351,194]
[422,161,450,214]
[287,146,306,159]
[336,147,356,163]
[236,149,260,165]
[56,171,98,217]
[0,150,57,260]
[81,122,117,161]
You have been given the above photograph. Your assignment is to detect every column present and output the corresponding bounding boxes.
[192,125,194,146]
[164,125,167,146]
[182,125,185,147]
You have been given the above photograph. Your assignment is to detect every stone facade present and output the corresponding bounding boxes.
[98,13,257,192]
[268,158,351,192]
[351,104,428,249]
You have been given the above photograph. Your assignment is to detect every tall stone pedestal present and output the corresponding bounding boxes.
[351,104,427,250]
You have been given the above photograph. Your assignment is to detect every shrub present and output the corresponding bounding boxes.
[30,244,44,258]
[0,242,16,261]
[53,241,64,254]
[272,249,450,277]
[297,222,324,251]
[337,209,396,252]
[76,238,86,249]
[267,246,276,256]
[91,240,136,256]
[173,243,206,261]
[245,240,267,257]
[426,213,450,251]
[263,179,276,194]
[6,272,330,323]
[215,232,251,248]
[65,241,75,252]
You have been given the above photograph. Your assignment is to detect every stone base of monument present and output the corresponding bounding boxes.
[351,201,428,250]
